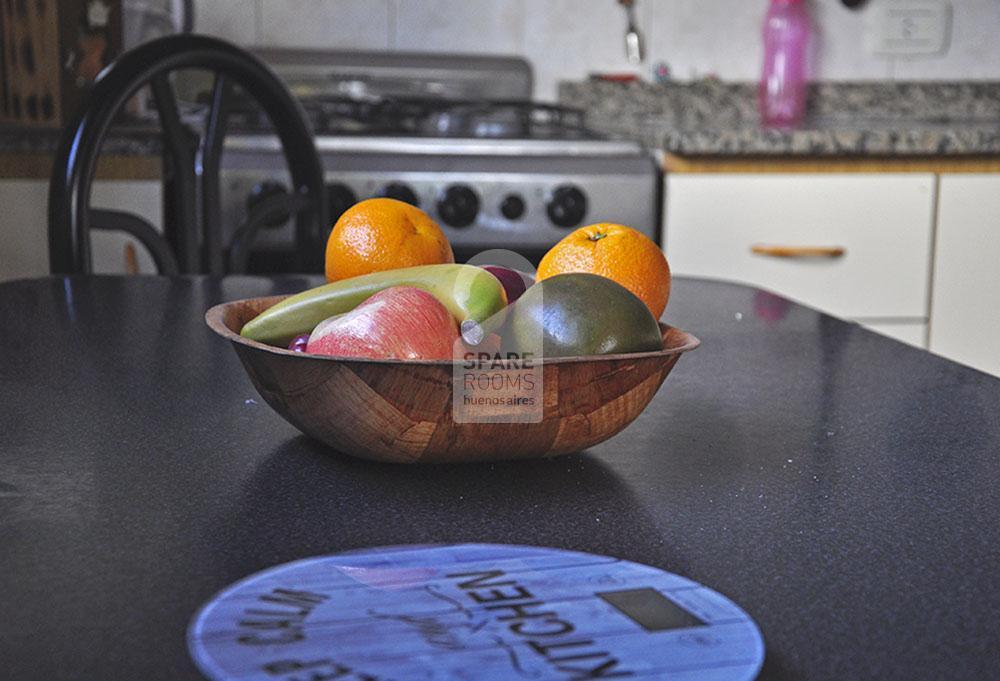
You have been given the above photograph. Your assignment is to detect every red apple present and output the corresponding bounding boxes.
[305,286,459,360]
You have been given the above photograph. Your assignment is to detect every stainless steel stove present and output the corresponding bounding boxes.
[218,49,661,269]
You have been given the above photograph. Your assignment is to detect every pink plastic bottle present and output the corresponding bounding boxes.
[759,0,811,128]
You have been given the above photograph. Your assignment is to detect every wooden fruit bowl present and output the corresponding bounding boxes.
[206,295,700,463]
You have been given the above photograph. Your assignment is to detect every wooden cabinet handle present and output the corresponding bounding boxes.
[751,244,846,259]
[124,243,139,275]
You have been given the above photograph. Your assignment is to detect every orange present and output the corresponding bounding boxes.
[537,223,671,319]
[325,198,454,281]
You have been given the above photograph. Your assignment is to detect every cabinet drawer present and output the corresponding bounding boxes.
[858,321,927,349]
[664,174,936,319]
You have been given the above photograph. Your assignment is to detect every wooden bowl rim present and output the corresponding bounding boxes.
[205,295,700,366]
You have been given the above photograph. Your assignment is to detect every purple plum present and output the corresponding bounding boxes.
[481,265,534,304]
[288,334,310,352]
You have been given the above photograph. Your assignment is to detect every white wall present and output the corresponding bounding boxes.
[194,0,1000,101]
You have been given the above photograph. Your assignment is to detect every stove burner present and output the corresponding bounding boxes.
[226,93,593,140]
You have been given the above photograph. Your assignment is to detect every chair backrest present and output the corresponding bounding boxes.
[48,34,328,275]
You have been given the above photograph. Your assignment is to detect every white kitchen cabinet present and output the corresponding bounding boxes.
[0,180,161,281]
[929,175,1000,376]
[664,174,937,337]
[0,180,50,281]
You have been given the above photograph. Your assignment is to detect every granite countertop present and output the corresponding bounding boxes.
[559,81,1000,156]
[0,123,161,156]
[7,81,1000,159]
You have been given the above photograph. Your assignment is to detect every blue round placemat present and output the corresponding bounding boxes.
[189,543,764,680]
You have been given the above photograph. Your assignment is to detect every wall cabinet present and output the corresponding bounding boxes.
[664,173,936,347]
[929,175,1000,376]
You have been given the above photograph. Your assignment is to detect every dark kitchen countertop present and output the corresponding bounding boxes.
[560,80,1000,156]
[1,275,999,680]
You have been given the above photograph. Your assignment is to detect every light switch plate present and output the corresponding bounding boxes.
[866,0,952,56]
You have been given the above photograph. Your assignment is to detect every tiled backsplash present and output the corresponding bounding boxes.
[194,0,1000,101]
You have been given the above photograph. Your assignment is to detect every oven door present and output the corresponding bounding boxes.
[220,139,661,271]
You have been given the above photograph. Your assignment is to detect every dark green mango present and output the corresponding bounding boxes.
[505,273,663,358]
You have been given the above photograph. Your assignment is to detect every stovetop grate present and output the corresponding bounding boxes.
[226,94,596,140]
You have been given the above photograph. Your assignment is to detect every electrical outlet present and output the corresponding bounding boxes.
[866,0,952,56]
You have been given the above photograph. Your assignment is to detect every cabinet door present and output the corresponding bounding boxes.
[663,174,936,319]
[90,181,163,274]
[0,180,162,281]
[0,180,49,281]
[929,175,1000,376]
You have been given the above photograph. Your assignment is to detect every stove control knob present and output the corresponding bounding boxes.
[546,185,587,228]
[379,182,420,207]
[246,181,290,228]
[500,193,526,221]
[437,185,480,228]
[326,182,357,224]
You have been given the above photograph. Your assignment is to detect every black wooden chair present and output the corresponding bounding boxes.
[48,34,327,275]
